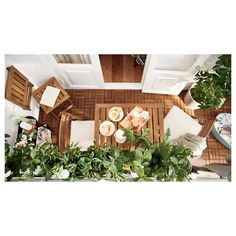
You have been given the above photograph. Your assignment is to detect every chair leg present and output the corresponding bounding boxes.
[58,104,74,118]
[50,111,60,120]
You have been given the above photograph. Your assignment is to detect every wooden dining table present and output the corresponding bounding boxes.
[94,103,164,147]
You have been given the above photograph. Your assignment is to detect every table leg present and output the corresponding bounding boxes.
[51,111,60,120]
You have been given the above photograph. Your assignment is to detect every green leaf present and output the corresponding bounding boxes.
[133,160,142,167]
[135,149,143,160]
[143,150,152,161]
[170,156,178,164]
[133,166,144,177]
[144,167,152,175]
[30,149,37,159]
[142,161,150,167]
[103,160,111,168]
[34,159,41,164]
[110,164,117,173]
[178,159,185,164]
[168,167,174,177]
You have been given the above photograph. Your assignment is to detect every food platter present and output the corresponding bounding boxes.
[120,105,150,132]
[108,106,124,122]
[99,120,116,136]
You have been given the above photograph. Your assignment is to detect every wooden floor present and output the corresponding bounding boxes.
[39,90,231,164]
[99,55,144,83]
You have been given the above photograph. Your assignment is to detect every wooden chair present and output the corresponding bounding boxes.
[164,106,216,161]
[164,105,215,140]
[198,118,216,138]
[58,112,95,152]
[58,113,75,152]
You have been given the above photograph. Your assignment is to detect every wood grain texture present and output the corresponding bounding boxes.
[39,90,231,164]
[58,113,71,152]
[32,77,73,119]
[94,104,164,147]
[5,66,33,110]
[99,55,143,83]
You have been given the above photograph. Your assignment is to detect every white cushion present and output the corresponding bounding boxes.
[164,105,202,140]
[70,120,95,151]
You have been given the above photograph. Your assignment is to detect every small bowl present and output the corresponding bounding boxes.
[114,129,126,143]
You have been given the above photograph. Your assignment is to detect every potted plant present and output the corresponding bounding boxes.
[184,54,231,109]
[5,128,192,182]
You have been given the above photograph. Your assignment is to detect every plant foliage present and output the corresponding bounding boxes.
[191,54,231,109]
[5,128,192,182]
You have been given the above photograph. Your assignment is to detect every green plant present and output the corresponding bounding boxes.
[149,129,192,181]
[5,134,10,155]
[5,131,37,181]
[191,54,231,109]
[5,128,192,182]
[122,127,152,149]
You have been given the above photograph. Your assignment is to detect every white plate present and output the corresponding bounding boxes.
[108,106,124,122]
[99,121,116,136]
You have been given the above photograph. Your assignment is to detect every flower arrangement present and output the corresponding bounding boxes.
[5,128,192,182]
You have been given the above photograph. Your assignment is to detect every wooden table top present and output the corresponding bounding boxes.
[32,77,70,114]
[94,103,164,147]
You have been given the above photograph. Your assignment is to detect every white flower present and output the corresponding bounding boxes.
[28,137,32,141]
[51,174,57,179]
[20,168,30,175]
[130,172,138,178]
[14,140,28,148]
[21,135,27,141]
[58,169,70,179]
[33,166,42,175]
[53,166,70,179]
[52,166,70,179]
[5,170,12,178]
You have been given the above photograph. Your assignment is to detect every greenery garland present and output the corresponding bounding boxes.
[5,128,192,182]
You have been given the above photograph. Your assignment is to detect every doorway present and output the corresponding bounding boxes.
[99,55,146,83]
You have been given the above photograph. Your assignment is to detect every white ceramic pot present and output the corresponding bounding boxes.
[20,121,33,130]
[184,84,201,110]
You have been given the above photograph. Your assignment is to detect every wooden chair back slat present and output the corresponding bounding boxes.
[198,118,216,138]
[5,66,33,110]
[58,112,83,152]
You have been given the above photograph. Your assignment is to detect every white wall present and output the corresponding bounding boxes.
[6,55,64,87]
[183,54,220,90]
[5,54,70,146]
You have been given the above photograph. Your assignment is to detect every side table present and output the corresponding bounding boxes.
[32,77,73,119]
